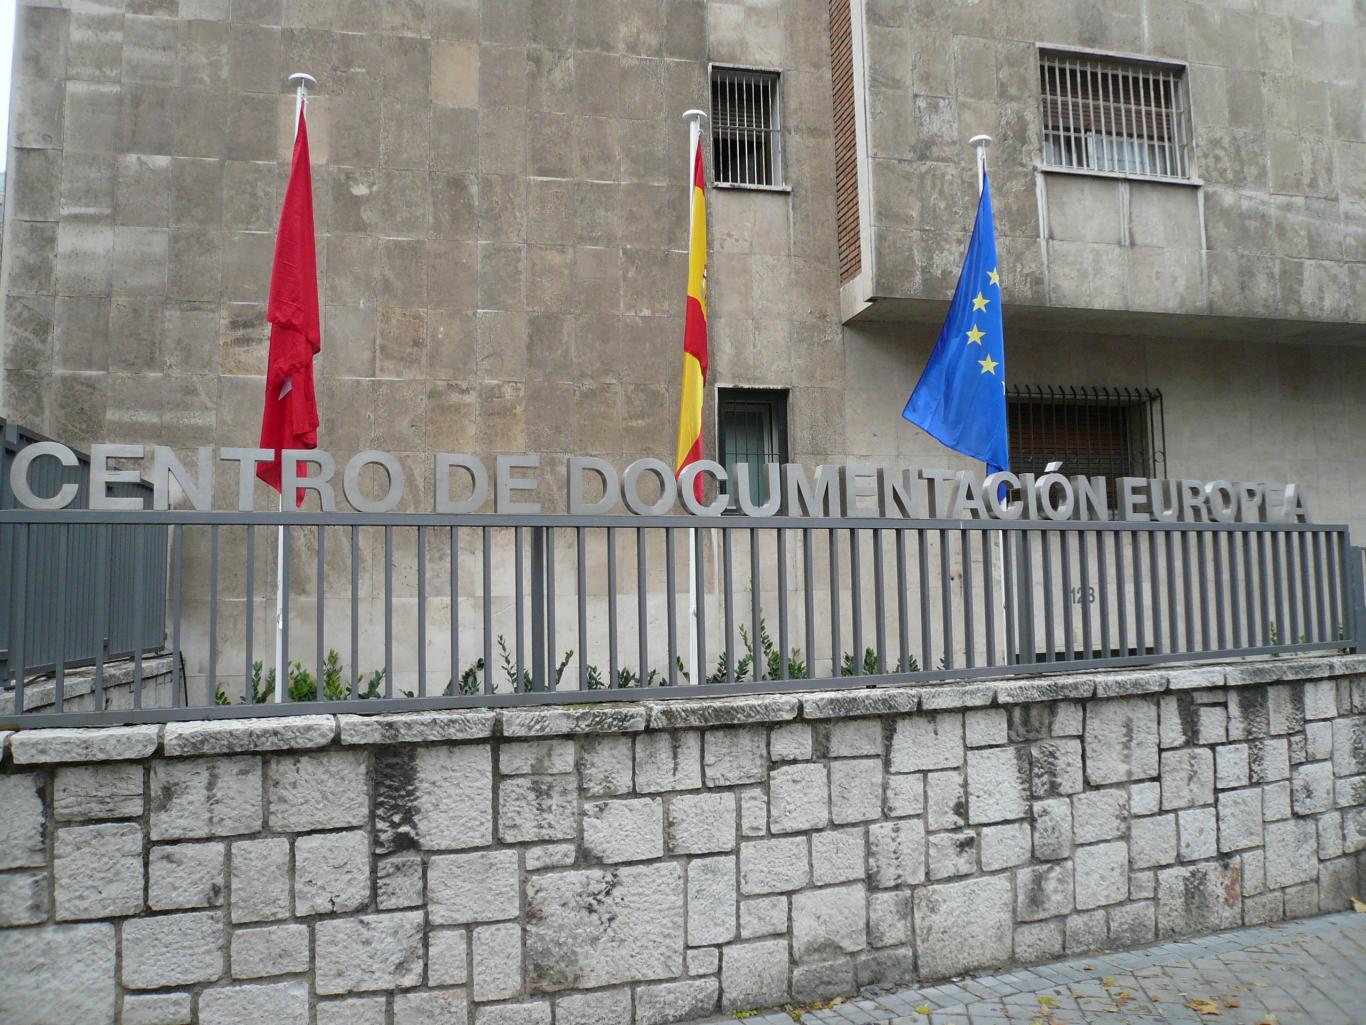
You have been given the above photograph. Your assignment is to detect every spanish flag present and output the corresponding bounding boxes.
[675,125,708,501]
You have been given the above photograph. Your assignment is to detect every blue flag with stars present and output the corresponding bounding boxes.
[902,171,1008,478]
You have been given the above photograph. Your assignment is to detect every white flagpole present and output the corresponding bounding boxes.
[969,134,1009,667]
[683,109,707,684]
[274,72,316,703]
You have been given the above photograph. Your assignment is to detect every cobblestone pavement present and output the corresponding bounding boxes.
[694,911,1366,1025]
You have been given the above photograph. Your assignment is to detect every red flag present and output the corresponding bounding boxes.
[257,103,321,506]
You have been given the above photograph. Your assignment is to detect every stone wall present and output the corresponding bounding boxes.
[2,654,1365,1025]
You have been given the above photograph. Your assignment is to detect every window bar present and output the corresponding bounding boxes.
[350,526,359,698]
[1040,530,1055,662]
[1018,531,1036,664]
[1066,59,1079,169]
[9,524,26,713]
[638,528,649,687]
[1114,530,1129,657]
[318,526,327,698]
[1330,532,1346,645]
[872,529,886,674]
[694,527,707,683]
[1212,531,1227,651]
[1244,532,1259,649]
[1196,531,1210,651]
[751,528,763,681]
[939,530,953,668]
[607,527,618,688]
[483,527,494,694]
[577,526,589,690]
[1166,532,1180,652]
[546,528,557,689]
[1097,526,1110,657]
[132,527,145,708]
[208,524,218,707]
[1060,529,1075,658]
[169,524,181,709]
[1148,531,1162,653]
[982,532,997,668]
[897,531,911,670]
[1132,529,1145,656]
[54,526,69,712]
[1079,529,1093,658]
[918,530,933,670]
[1228,530,1242,650]
[1001,528,1015,665]
[381,526,391,697]
[94,524,109,707]
[1273,533,1288,649]
[1256,532,1271,647]
[666,527,678,686]
[803,529,816,679]
[1297,532,1313,644]
[1093,60,1108,172]
[1286,530,1301,645]
[722,528,735,685]
[450,526,459,694]
[1313,532,1328,642]
[831,528,843,677]
[777,527,790,679]
[515,526,526,691]
[850,528,864,672]
[961,528,975,670]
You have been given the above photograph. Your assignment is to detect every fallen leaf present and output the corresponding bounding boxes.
[1187,997,1221,1016]
[1226,998,1240,1008]
[915,1005,933,1015]
[1039,995,1062,1008]
[1101,976,1117,988]
[1352,896,1366,913]
[1257,1016,1278,1025]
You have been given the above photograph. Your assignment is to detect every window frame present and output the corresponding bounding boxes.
[1036,43,1200,188]
[715,387,790,511]
[708,63,791,193]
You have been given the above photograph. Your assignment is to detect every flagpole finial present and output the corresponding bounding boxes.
[969,135,993,195]
[682,108,708,124]
[288,72,318,92]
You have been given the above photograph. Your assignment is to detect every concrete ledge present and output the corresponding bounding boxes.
[800,689,919,719]
[9,724,161,764]
[163,716,337,756]
[1165,667,1225,691]
[500,705,645,737]
[339,710,496,744]
[647,695,800,729]
[917,683,996,709]
[1093,671,1170,698]
[994,676,1097,704]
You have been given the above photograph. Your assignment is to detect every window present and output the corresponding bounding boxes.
[1007,386,1165,511]
[711,67,784,188]
[1040,51,1191,180]
[717,389,789,509]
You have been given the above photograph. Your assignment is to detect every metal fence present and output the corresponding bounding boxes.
[1,507,1361,728]
[0,423,167,688]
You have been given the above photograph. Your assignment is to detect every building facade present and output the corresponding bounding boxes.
[1,0,1364,693]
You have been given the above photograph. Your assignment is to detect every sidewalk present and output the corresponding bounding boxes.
[694,911,1366,1025]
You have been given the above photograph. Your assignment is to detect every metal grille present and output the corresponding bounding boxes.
[711,67,784,188]
[1040,51,1191,179]
[829,0,862,282]
[1008,386,1165,511]
[718,389,789,509]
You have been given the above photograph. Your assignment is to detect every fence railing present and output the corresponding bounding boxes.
[1,508,1361,728]
[0,423,167,686]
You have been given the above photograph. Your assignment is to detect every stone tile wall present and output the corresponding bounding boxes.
[2,654,1365,1024]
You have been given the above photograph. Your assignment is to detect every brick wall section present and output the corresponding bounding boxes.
[1,655,1365,1025]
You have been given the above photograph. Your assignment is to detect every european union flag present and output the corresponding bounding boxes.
[902,171,1008,478]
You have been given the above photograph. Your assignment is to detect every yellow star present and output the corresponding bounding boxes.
[978,353,999,375]
[965,324,985,345]
[988,268,1000,286]
[972,291,989,312]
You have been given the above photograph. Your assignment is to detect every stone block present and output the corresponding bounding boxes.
[374,744,493,853]
[1265,818,1318,889]
[428,850,520,925]
[1305,721,1333,762]
[830,758,883,824]
[1178,807,1218,862]
[1075,841,1128,910]
[828,718,884,757]
[296,830,371,916]
[337,710,495,745]
[0,923,115,1024]
[1303,680,1337,720]
[739,837,809,894]
[967,747,1030,824]
[927,831,978,879]
[1346,807,1366,854]
[1263,781,1292,821]
[316,997,387,1025]
[1065,909,1109,953]
[377,858,423,910]
[392,990,469,1025]
[148,842,224,911]
[1159,694,1195,749]
[740,788,767,837]
[1072,790,1127,844]
[500,739,576,775]
[770,723,813,761]
[122,911,224,989]
[502,706,645,737]
[868,890,912,948]
[1130,781,1161,816]
[121,992,193,1025]
[556,989,633,1025]
[9,725,160,765]
[1242,891,1284,926]
[525,863,684,990]
[768,763,830,834]
[267,750,368,833]
[921,770,962,832]
[793,958,856,1002]
[740,896,787,938]
[687,947,719,976]
[720,939,789,1011]
[1292,761,1335,815]
[526,843,577,870]
[315,912,425,995]
[1131,870,1156,899]
[1015,919,1065,963]
[668,792,736,854]
[1318,810,1344,860]
[1108,901,1156,946]
[54,762,143,821]
[703,727,767,786]
[149,756,262,840]
[1161,749,1215,810]
[472,921,522,1000]
[1223,792,1262,858]
[1016,861,1074,922]
[230,837,289,923]
[0,869,50,926]
[980,820,1031,871]
[914,875,1012,980]
[1085,697,1159,784]
[1156,862,1241,938]
[1131,814,1178,869]
[1249,738,1290,783]
[890,713,963,772]
[231,923,309,979]
[1283,881,1319,919]
[499,775,577,843]
[688,855,737,945]
[812,828,866,886]
[583,798,663,864]
[868,819,926,888]
[964,708,1008,747]
[648,696,799,729]
[163,717,335,756]
[580,735,633,796]
[1215,744,1250,789]
[54,822,144,920]
[885,773,924,818]
[428,928,468,986]
[1031,739,1083,797]
[635,731,702,793]
[635,978,719,1025]
[792,883,867,964]
[1196,706,1228,745]
[1033,798,1073,861]
[1319,858,1357,912]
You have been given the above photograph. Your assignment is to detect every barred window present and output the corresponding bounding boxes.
[1040,51,1192,180]
[1007,386,1166,512]
[718,389,788,509]
[710,67,784,188]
